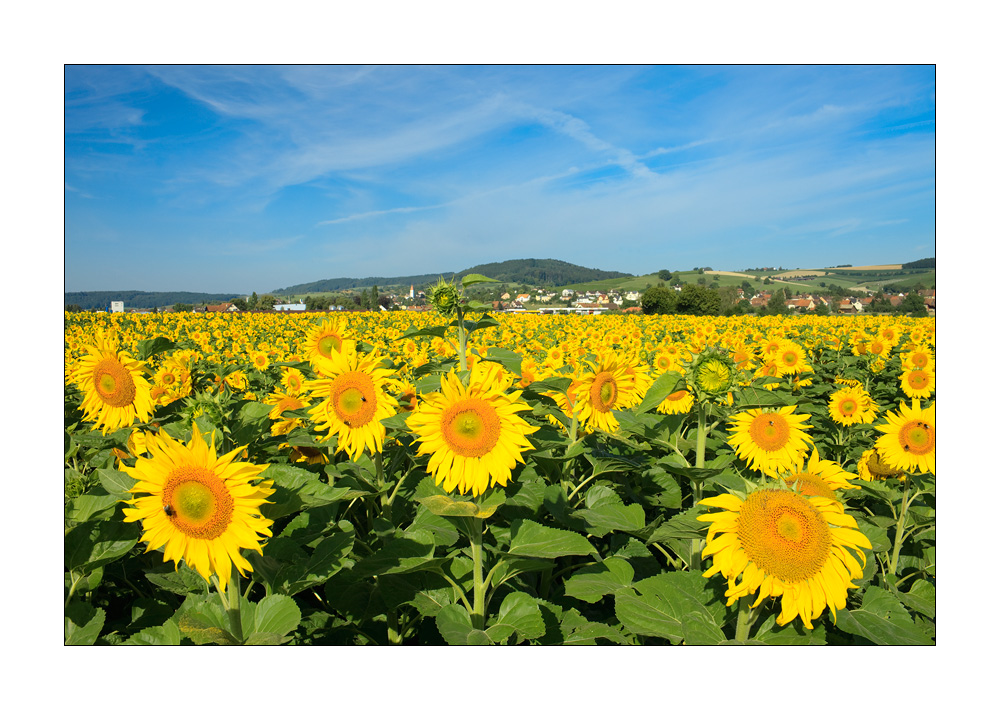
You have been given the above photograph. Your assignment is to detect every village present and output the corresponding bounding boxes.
[105,282,936,316]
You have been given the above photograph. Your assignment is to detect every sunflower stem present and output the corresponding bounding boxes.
[456,306,468,372]
[373,450,389,515]
[216,573,244,644]
[690,403,708,570]
[888,475,912,576]
[470,515,486,630]
[734,596,755,643]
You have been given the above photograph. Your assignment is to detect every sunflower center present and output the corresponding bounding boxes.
[697,361,731,393]
[838,397,858,415]
[907,371,928,389]
[784,472,836,499]
[590,372,618,412]
[737,489,832,583]
[330,372,378,428]
[318,334,342,358]
[911,353,929,368]
[442,399,502,458]
[92,357,137,408]
[782,351,798,366]
[162,465,234,540]
[748,413,791,451]
[899,420,934,455]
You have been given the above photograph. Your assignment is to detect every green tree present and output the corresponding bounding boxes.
[370,285,379,310]
[657,269,672,282]
[813,302,830,316]
[640,285,678,315]
[697,276,707,286]
[766,288,787,315]
[260,294,276,311]
[898,290,927,315]
[248,292,259,311]
[676,284,721,315]
[741,280,753,294]
[359,289,372,310]
[173,303,193,313]
[231,297,248,312]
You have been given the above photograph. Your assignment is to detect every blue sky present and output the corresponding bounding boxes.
[65,65,935,294]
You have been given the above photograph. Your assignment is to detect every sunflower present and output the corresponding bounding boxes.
[656,388,694,415]
[857,448,907,482]
[305,341,398,461]
[875,399,935,474]
[120,424,275,592]
[302,318,349,365]
[698,489,871,629]
[250,350,270,371]
[280,367,306,395]
[899,368,935,400]
[406,363,539,497]
[772,340,809,376]
[783,447,859,497]
[827,386,878,426]
[264,391,312,437]
[72,333,156,434]
[574,352,636,433]
[728,406,813,476]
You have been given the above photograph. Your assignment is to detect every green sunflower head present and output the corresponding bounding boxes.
[689,349,736,400]
[430,278,460,317]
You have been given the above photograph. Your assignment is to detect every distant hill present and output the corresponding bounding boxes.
[273,259,633,295]
[65,290,244,311]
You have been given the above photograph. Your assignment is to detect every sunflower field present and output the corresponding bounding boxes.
[64,276,936,645]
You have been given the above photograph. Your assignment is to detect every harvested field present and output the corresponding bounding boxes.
[827,264,903,270]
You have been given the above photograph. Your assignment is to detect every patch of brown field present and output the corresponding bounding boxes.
[826,264,903,271]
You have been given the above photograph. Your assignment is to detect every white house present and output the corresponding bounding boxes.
[274,303,306,311]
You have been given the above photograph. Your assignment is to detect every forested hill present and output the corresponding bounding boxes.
[274,259,633,295]
[65,291,244,310]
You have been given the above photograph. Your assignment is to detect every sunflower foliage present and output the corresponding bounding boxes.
[64,310,935,645]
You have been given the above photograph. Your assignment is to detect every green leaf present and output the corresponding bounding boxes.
[124,619,182,645]
[264,463,358,518]
[834,586,934,645]
[506,519,597,559]
[350,530,439,577]
[571,487,646,535]
[482,347,522,376]
[65,603,106,645]
[177,596,239,645]
[461,273,499,287]
[464,314,499,333]
[614,572,726,645]
[271,524,356,596]
[136,336,176,361]
[65,493,121,523]
[563,557,635,603]
[856,518,891,553]
[435,603,491,645]
[97,467,136,498]
[635,371,683,414]
[893,579,935,618]
[251,594,301,642]
[65,520,138,575]
[752,614,828,645]
[486,591,546,643]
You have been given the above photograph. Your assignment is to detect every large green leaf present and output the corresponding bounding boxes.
[614,572,725,645]
[123,619,182,645]
[506,519,597,559]
[65,603,106,645]
[461,273,499,287]
[570,487,646,535]
[482,347,522,376]
[136,336,176,361]
[486,591,546,644]
[635,371,683,414]
[247,594,301,645]
[563,557,635,603]
[834,587,934,645]
[264,463,359,518]
[350,530,440,577]
[892,578,935,618]
[435,603,492,646]
[65,520,138,575]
